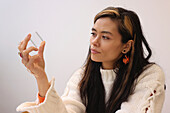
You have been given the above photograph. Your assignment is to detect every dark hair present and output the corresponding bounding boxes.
[79,7,154,113]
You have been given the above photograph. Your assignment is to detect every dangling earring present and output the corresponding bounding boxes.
[122,50,129,64]
[123,55,129,64]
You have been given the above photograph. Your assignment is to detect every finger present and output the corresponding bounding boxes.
[23,46,38,56]
[20,34,31,51]
[22,46,38,62]
[18,40,23,45]
[22,55,30,67]
[38,41,46,58]
[21,46,38,66]
[18,41,24,51]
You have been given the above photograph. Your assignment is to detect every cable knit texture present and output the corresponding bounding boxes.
[16,64,165,113]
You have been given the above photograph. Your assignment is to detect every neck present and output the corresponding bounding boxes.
[102,62,116,69]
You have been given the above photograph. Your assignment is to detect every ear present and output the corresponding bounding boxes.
[122,40,133,54]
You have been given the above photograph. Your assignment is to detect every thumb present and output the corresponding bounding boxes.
[38,41,46,58]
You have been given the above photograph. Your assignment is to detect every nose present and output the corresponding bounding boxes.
[91,36,100,47]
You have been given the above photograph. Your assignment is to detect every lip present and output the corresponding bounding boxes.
[91,49,100,54]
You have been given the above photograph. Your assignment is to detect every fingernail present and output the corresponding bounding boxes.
[28,34,31,37]
[43,41,46,44]
[42,41,45,45]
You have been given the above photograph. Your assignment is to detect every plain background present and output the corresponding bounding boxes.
[0,0,169,113]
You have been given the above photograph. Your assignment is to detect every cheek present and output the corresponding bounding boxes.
[90,37,93,45]
[103,44,123,58]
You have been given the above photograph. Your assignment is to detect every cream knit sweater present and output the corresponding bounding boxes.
[16,64,165,113]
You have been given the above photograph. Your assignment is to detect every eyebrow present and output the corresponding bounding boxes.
[91,28,113,35]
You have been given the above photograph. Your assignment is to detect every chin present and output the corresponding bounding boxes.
[91,56,102,62]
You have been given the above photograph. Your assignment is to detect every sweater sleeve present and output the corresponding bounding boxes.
[115,64,165,113]
[16,68,86,113]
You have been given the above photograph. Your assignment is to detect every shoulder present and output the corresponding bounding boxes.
[67,67,84,86]
[136,63,165,85]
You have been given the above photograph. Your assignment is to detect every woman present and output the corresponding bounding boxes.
[17,7,165,113]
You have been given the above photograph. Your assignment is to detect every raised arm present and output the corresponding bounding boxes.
[18,34,50,98]
[17,34,86,113]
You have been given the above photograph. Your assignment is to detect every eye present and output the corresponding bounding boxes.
[91,32,97,37]
[102,36,110,40]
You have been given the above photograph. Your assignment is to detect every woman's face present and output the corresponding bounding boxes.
[90,17,125,69]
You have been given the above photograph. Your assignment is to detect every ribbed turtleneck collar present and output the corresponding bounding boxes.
[100,68,116,82]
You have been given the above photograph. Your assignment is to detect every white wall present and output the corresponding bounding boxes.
[0,0,169,113]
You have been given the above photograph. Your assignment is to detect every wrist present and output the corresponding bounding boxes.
[37,80,50,97]
[35,72,50,97]
[35,70,47,80]
[38,92,45,103]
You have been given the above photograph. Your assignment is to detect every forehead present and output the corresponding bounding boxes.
[93,17,118,32]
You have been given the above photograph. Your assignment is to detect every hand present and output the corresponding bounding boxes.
[18,34,50,97]
[18,34,46,79]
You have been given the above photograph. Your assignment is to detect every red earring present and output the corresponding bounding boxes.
[123,55,129,64]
